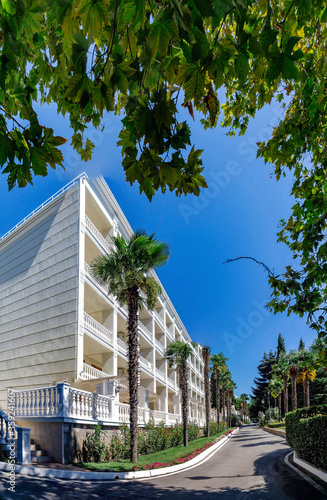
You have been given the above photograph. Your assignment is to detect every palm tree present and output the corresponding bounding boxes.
[238,393,248,423]
[289,352,299,411]
[297,348,317,408]
[224,375,236,428]
[164,341,193,447]
[273,353,290,416]
[92,230,169,463]
[210,353,228,429]
[221,370,230,425]
[269,376,283,421]
[202,345,211,437]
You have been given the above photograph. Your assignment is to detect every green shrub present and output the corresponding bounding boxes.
[285,404,327,448]
[267,422,285,428]
[296,415,327,470]
[258,419,265,427]
[82,425,106,462]
[188,421,200,441]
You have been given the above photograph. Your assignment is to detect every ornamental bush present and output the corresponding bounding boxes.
[267,422,285,428]
[285,404,327,449]
[82,425,107,463]
[296,415,327,470]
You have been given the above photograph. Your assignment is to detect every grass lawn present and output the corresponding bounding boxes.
[76,428,235,472]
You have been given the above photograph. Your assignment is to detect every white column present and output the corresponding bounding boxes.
[76,178,86,378]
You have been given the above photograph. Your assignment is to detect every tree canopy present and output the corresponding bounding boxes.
[2,1,327,335]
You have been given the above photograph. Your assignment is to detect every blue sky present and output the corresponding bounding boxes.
[0,99,317,399]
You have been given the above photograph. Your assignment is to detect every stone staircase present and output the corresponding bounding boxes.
[30,439,52,464]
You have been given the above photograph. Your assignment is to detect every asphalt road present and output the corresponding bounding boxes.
[0,424,325,499]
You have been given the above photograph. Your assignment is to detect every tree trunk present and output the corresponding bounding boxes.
[222,386,226,424]
[278,393,282,422]
[203,349,210,437]
[127,287,139,463]
[216,370,220,429]
[180,361,189,447]
[303,378,310,408]
[283,374,288,416]
[291,375,297,410]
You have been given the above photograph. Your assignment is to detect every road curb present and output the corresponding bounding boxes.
[284,451,327,496]
[0,428,239,481]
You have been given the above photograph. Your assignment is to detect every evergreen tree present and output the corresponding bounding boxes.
[250,351,276,419]
[277,333,286,360]
[299,338,305,350]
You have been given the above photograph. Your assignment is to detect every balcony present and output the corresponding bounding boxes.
[154,310,165,329]
[138,322,152,342]
[84,312,113,345]
[85,215,112,254]
[140,355,153,373]
[117,338,127,356]
[155,339,165,355]
[84,262,109,296]
[80,363,109,380]
[155,367,165,381]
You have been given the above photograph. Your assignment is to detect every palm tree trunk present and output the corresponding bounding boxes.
[127,287,139,463]
[278,394,282,422]
[203,352,210,437]
[216,370,220,428]
[303,377,310,408]
[283,374,288,416]
[291,375,297,410]
[180,361,189,447]
[222,386,226,424]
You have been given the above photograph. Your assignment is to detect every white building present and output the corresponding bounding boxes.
[0,174,215,462]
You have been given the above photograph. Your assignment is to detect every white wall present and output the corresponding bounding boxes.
[0,185,80,411]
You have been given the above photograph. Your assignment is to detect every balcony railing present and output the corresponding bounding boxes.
[155,339,165,354]
[84,262,109,296]
[85,215,112,253]
[138,322,152,342]
[80,363,109,380]
[154,310,165,329]
[140,355,153,372]
[84,312,113,345]
[117,338,127,355]
[155,367,165,380]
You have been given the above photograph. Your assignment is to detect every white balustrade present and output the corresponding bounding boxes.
[69,389,94,419]
[85,215,112,253]
[80,363,109,380]
[96,395,112,420]
[149,410,165,422]
[167,413,180,424]
[84,262,109,295]
[84,312,113,344]
[117,403,130,423]
[14,386,58,417]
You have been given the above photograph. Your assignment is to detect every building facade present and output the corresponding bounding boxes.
[0,174,213,440]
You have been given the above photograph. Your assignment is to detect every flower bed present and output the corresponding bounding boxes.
[132,428,237,471]
[132,442,214,470]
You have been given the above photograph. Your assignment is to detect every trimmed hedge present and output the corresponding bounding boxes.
[285,404,327,449]
[267,422,285,428]
[296,415,327,470]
